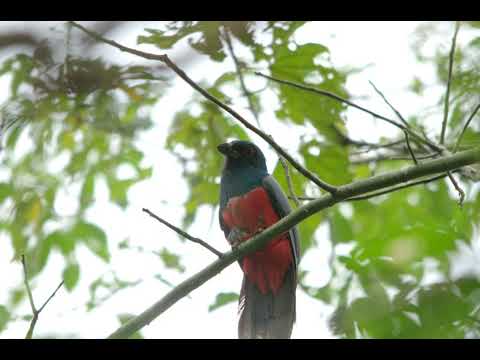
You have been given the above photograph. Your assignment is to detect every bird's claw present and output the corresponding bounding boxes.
[228,227,248,248]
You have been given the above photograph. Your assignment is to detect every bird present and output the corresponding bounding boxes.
[217,140,300,339]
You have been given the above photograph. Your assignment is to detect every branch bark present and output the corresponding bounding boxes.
[142,208,223,258]
[107,147,480,339]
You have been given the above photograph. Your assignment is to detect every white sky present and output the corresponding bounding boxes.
[1,21,477,339]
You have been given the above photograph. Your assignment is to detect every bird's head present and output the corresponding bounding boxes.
[217,140,268,174]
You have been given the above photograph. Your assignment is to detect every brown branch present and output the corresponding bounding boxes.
[440,21,461,145]
[345,137,405,150]
[142,208,223,258]
[368,80,409,127]
[453,101,480,152]
[404,131,419,165]
[255,71,442,153]
[21,255,64,339]
[70,21,338,195]
[447,171,465,206]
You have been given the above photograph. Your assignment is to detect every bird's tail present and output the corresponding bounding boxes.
[238,265,296,339]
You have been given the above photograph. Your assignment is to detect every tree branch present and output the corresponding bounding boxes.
[279,156,300,207]
[107,147,480,339]
[21,255,64,339]
[447,171,465,205]
[350,152,439,165]
[440,21,461,145]
[368,80,409,127]
[404,131,419,165]
[69,21,338,195]
[453,101,480,153]
[294,173,452,202]
[223,28,260,128]
[142,208,223,258]
[255,71,443,153]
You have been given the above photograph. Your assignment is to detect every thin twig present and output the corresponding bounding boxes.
[37,280,65,313]
[255,71,442,153]
[345,137,405,150]
[440,21,461,145]
[347,173,450,201]
[404,131,419,165]
[21,255,37,314]
[368,80,409,127]
[453,101,480,152]
[256,72,403,130]
[447,171,465,206]
[21,255,64,339]
[70,21,338,195]
[350,152,439,165]
[142,208,223,258]
[223,28,260,128]
[279,157,300,207]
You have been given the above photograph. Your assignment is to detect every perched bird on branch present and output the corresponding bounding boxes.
[218,140,300,339]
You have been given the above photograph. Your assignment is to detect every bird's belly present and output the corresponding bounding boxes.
[222,187,293,294]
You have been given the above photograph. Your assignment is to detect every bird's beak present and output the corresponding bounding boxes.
[217,142,231,156]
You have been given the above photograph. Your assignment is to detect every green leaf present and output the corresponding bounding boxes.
[0,182,13,203]
[106,176,135,208]
[300,142,352,185]
[47,230,75,256]
[271,43,348,141]
[157,248,185,273]
[329,208,353,244]
[80,172,95,209]
[138,22,226,62]
[208,292,239,312]
[0,305,10,333]
[72,221,110,262]
[63,262,80,291]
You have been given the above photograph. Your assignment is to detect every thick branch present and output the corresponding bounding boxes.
[70,21,337,194]
[142,208,223,258]
[440,21,461,145]
[107,147,480,339]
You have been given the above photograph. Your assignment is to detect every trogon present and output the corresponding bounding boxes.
[218,140,300,339]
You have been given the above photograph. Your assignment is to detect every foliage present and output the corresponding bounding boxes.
[0,21,479,338]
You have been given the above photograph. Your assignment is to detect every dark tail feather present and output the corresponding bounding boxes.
[238,266,296,339]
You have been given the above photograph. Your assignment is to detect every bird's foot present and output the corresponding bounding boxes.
[227,227,248,248]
